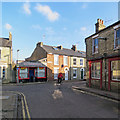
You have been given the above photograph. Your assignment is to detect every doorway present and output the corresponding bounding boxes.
[29,68,35,82]
[80,68,84,80]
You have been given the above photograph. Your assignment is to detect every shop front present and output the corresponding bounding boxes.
[17,61,47,83]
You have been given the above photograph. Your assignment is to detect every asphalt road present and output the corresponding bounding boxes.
[2,81,119,118]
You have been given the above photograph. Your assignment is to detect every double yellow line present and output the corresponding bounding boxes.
[3,91,31,119]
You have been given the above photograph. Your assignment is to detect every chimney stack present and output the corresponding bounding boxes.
[37,42,43,47]
[95,18,106,33]
[71,45,77,51]
[57,45,63,50]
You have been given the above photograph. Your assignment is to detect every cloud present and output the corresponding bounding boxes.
[35,4,59,22]
[81,3,88,9]
[80,27,87,31]
[5,23,12,30]
[31,25,42,30]
[23,2,31,15]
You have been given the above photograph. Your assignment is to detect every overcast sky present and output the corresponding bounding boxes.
[2,2,118,61]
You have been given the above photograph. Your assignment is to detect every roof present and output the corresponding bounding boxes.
[85,20,120,40]
[42,45,86,57]
[0,38,12,47]
[18,61,46,67]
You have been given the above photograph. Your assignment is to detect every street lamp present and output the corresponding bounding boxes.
[98,37,107,90]
[17,49,20,64]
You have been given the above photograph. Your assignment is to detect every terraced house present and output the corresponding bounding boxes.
[26,42,86,81]
[0,32,12,83]
[85,19,120,92]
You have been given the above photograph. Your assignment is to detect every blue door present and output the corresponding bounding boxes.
[29,69,34,82]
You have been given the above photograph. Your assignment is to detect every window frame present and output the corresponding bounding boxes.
[64,56,68,66]
[54,54,59,65]
[73,58,77,66]
[92,38,99,54]
[114,28,120,49]
[80,59,83,66]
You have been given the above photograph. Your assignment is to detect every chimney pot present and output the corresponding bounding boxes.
[37,42,43,47]
[95,18,106,33]
[71,45,77,51]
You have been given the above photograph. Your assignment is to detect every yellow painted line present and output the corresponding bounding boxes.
[22,98,26,120]
[21,93,31,120]
[2,91,31,119]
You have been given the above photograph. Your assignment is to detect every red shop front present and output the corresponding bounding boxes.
[16,61,47,83]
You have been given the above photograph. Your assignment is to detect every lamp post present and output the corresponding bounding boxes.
[98,37,107,90]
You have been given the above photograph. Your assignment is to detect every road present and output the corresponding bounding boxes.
[2,81,119,118]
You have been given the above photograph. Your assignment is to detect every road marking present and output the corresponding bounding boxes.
[2,91,31,119]
[22,98,26,120]
[21,93,31,120]
[72,88,119,103]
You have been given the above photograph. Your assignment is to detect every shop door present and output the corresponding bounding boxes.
[29,69,34,82]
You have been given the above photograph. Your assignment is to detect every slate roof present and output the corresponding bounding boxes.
[18,61,46,67]
[42,45,86,58]
[0,38,12,47]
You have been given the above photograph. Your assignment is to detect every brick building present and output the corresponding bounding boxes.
[85,19,120,92]
[0,32,12,83]
[26,43,86,81]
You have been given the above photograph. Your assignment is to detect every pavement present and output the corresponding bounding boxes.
[1,91,22,119]
[72,81,120,102]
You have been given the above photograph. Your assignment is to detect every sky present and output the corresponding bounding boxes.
[1,2,118,61]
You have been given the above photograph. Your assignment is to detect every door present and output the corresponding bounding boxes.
[65,70,68,80]
[29,69,34,82]
[81,69,84,79]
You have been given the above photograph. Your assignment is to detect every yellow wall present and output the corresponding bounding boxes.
[70,57,86,68]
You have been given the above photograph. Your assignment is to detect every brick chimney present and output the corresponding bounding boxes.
[71,45,77,51]
[57,45,63,50]
[95,19,106,33]
[37,42,43,47]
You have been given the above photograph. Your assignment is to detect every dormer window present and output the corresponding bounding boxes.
[53,47,58,50]
[92,38,98,54]
[114,28,120,49]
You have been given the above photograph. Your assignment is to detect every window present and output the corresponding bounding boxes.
[114,28,120,48]
[73,58,76,65]
[54,68,59,79]
[111,60,120,81]
[19,67,28,79]
[91,62,100,79]
[0,50,1,59]
[73,68,77,78]
[80,59,83,65]
[36,67,45,77]
[64,56,68,65]
[54,55,59,65]
[92,38,98,54]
